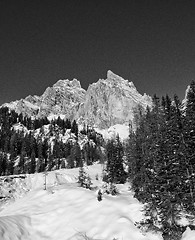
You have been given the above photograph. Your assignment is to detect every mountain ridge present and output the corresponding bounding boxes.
[2,71,152,129]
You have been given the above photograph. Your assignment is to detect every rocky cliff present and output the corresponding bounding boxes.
[76,70,152,129]
[2,71,152,129]
[3,78,86,120]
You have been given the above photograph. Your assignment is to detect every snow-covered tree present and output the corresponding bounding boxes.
[78,166,92,189]
[183,81,195,213]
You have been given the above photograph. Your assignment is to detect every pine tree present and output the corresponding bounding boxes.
[64,119,71,129]
[83,142,94,165]
[129,103,161,202]
[0,153,4,176]
[1,153,7,176]
[53,140,62,169]
[151,95,183,235]
[30,149,36,174]
[19,151,25,174]
[48,152,55,171]
[74,142,82,167]
[37,139,44,172]
[131,95,187,239]
[105,135,126,184]
[42,139,49,170]
[77,165,91,189]
[71,120,78,137]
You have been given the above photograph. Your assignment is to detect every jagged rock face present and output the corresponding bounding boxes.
[76,70,152,129]
[2,71,152,129]
[3,79,86,120]
[3,99,40,117]
[38,79,86,119]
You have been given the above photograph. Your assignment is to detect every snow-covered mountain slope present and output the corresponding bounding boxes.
[12,122,102,152]
[95,124,130,140]
[77,70,152,129]
[2,71,152,130]
[0,164,194,240]
[0,164,162,240]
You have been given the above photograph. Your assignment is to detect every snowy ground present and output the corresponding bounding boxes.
[0,164,194,240]
[95,124,130,140]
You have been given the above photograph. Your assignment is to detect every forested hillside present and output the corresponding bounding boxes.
[0,107,104,176]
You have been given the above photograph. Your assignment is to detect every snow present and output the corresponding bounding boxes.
[95,124,130,140]
[2,100,19,109]
[0,164,193,240]
[182,227,195,240]
[12,123,29,133]
[47,114,66,121]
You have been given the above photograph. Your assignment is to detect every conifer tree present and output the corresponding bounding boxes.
[78,165,91,189]
[71,120,78,137]
[53,140,62,169]
[67,141,82,168]
[1,153,7,176]
[65,119,71,129]
[30,149,36,173]
[129,94,188,239]
[150,95,183,235]
[105,135,126,184]
[37,139,44,172]
[78,166,86,187]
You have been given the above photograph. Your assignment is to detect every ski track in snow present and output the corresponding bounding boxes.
[0,164,194,240]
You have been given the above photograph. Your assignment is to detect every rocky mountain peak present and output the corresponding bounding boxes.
[53,78,82,89]
[2,71,153,130]
[106,70,136,89]
[107,70,124,81]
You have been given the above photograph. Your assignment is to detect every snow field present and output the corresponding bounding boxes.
[95,124,130,140]
[0,164,194,240]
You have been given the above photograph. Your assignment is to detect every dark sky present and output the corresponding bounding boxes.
[1,0,195,104]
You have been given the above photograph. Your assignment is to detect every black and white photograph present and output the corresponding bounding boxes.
[0,1,195,239]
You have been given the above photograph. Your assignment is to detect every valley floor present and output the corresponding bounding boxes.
[0,164,194,240]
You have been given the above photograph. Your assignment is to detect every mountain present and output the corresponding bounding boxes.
[3,78,86,120]
[2,71,152,129]
[76,70,152,129]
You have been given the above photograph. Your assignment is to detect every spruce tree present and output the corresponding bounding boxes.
[30,150,36,174]
[71,120,78,137]
[105,135,126,184]
[78,165,91,189]
[130,94,187,239]
[37,139,44,172]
